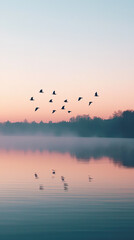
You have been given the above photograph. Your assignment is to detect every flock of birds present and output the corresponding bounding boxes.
[34,170,93,191]
[31,89,95,190]
[30,90,99,114]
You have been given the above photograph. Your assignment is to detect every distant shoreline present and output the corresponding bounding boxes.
[0,110,134,138]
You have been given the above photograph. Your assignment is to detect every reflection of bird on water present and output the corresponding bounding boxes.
[52,90,56,95]
[30,97,34,101]
[61,176,65,181]
[78,97,83,101]
[89,101,92,106]
[64,182,68,187]
[64,99,68,103]
[39,185,44,190]
[95,92,99,97]
[52,110,56,114]
[34,173,38,179]
[39,89,44,93]
[64,186,68,191]
[35,107,39,111]
[49,99,53,103]
[61,106,65,110]
[52,169,55,174]
[88,175,93,182]
[64,182,68,191]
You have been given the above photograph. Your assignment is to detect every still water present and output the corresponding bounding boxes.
[0,136,134,240]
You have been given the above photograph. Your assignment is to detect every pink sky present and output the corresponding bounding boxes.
[0,1,134,122]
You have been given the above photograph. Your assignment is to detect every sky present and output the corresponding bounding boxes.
[0,0,134,122]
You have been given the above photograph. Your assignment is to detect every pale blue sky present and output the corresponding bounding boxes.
[0,0,134,122]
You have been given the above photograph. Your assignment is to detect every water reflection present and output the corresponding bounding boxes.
[0,137,134,240]
[39,184,44,190]
[0,136,134,167]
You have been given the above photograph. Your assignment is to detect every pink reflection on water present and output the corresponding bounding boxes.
[0,149,134,197]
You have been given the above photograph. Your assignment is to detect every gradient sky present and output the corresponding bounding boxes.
[0,0,134,122]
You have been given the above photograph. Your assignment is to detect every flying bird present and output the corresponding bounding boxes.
[64,99,68,103]
[95,92,99,97]
[39,89,44,93]
[61,106,65,110]
[52,91,56,95]
[78,97,83,101]
[68,111,71,113]
[52,110,56,114]
[35,107,39,111]
[89,101,92,105]
[30,97,34,101]
[49,99,53,103]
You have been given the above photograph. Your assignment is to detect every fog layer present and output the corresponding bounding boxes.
[0,136,134,168]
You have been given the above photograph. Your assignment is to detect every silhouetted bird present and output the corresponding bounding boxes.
[61,176,65,181]
[35,107,39,111]
[52,110,56,114]
[52,169,55,174]
[89,101,93,105]
[68,111,71,113]
[64,99,68,103]
[49,99,53,103]
[95,92,99,97]
[34,173,38,179]
[88,175,93,182]
[78,97,83,101]
[30,97,34,101]
[61,106,65,110]
[39,89,44,93]
[52,91,56,95]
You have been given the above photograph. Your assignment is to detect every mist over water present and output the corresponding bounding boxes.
[0,137,134,240]
[0,136,134,167]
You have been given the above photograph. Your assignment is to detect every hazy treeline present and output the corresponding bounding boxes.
[0,110,134,138]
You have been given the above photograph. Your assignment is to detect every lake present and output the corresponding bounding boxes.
[0,136,134,240]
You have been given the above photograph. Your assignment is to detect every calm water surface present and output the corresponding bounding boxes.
[0,136,134,240]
